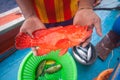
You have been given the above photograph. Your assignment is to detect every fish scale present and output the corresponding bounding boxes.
[15,25,92,56]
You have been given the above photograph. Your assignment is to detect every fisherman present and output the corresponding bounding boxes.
[16,0,102,55]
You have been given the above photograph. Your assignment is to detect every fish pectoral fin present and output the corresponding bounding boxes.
[37,47,51,56]
[59,48,68,56]
[55,38,69,48]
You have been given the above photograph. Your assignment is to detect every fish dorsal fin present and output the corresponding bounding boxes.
[59,48,68,56]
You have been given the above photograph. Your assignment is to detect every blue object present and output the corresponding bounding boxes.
[112,16,120,36]
[109,58,120,80]
[1,0,120,80]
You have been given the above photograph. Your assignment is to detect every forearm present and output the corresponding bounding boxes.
[16,0,37,19]
[78,0,96,9]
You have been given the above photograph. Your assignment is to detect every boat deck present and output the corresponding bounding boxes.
[0,0,120,80]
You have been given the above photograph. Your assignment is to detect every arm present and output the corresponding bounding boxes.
[78,0,95,9]
[16,0,37,19]
[73,0,102,47]
[78,0,101,8]
[16,0,46,36]
[16,0,46,55]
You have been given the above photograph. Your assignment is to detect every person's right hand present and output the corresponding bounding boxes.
[93,0,102,7]
[20,16,46,37]
[20,16,46,56]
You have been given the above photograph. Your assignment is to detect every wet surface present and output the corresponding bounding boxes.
[0,0,120,80]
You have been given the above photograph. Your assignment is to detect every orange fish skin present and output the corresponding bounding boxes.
[15,25,93,56]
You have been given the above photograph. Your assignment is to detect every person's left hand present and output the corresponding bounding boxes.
[73,9,102,47]
[93,0,102,7]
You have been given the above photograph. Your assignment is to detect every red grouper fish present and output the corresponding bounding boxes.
[15,25,93,56]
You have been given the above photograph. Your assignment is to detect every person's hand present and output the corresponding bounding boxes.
[20,16,46,55]
[93,0,102,7]
[73,9,102,47]
[20,16,46,37]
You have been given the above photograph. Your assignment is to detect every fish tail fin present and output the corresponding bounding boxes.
[15,32,35,49]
